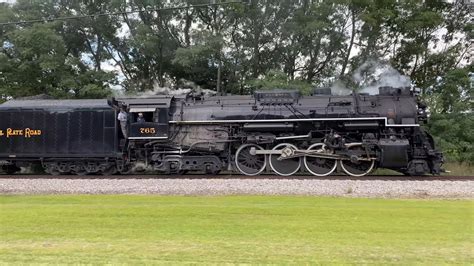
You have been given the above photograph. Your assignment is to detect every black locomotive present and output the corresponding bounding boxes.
[0,86,443,176]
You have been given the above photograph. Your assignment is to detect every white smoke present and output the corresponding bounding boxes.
[330,80,352,96]
[115,79,217,98]
[352,59,412,95]
[134,86,192,98]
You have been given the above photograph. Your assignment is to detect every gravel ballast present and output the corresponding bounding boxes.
[0,178,473,198]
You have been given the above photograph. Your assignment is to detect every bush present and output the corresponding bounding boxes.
[426,113,474,164]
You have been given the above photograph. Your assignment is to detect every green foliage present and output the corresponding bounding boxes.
[427,113,474,164]
[0,0,470,96]
[247,69,313,95]
[0,195,472,264]
[173,43,219,90]
[0,24,65,97]
[173,42,215,73]
[0,18,115,99]
[422,65,472,165]
[425,66,472,113]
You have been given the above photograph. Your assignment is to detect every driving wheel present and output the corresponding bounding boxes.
[269,143,301,176]
[340,145,375,177]
[303,143,337,176]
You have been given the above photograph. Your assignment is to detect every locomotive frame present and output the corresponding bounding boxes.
[0,86,444,177]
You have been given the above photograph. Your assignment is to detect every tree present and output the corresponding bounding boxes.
[0,0,470,104]
[247,69,312,95]
[0,1,115,100]
[427,113,474,164]
[425,66,473,114]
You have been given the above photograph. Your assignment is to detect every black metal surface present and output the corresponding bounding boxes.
[379,139,410,168]
[0,86,443,177]
[243,123,294,132]
[0,99,110,109]
[0,101,118,158]
[129,122,168,139]
[254,90,300,105]
[174,91,419,125]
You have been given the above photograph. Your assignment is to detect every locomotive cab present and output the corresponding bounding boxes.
[121,97,173,140]
[128,108,168,139]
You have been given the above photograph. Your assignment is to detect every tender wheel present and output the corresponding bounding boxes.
[44,163,61,176]
[340,145,375,177]
[73,170,88,176]
[269,143,301,176]
[303,143,337,176]
[235,144,267,176]
[71,163,88,176]
[2,165,20,175]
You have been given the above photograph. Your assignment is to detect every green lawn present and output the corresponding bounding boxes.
[372,162,474,176]
[0,196,472,264]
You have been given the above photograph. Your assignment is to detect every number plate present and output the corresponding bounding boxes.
[139,127,156,134]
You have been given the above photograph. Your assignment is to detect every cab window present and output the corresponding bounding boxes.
[132,112,153,123]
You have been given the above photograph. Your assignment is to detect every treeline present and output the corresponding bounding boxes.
[0,0,472,163]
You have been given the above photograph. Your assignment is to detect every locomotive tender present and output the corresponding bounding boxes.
[0,86,443,176]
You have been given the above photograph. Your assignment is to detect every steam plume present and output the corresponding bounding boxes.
[352,59,411,95]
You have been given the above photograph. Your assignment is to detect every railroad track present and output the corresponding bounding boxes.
[0,174,472,181]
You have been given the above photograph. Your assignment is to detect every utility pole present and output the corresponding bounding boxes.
[217,56,222,95]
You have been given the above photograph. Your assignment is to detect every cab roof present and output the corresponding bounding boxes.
[0,99,111,110]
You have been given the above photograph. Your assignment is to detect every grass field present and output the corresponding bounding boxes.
[0,196,472,264]
[442,162,474,176]
[372,162,474,176]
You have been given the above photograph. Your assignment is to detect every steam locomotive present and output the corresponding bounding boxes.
[0,86,443,176]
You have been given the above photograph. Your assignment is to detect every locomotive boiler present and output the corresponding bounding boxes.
[0,86,444,176]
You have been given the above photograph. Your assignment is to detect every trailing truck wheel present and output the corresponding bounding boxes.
[101,165,118,176]
[303,143,337,176]
[235,144,267,176]
[205,169,221,175]
[269,143,301,176]
[205,164,221,175]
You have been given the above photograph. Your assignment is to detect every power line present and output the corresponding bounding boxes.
[0,1,245,26]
